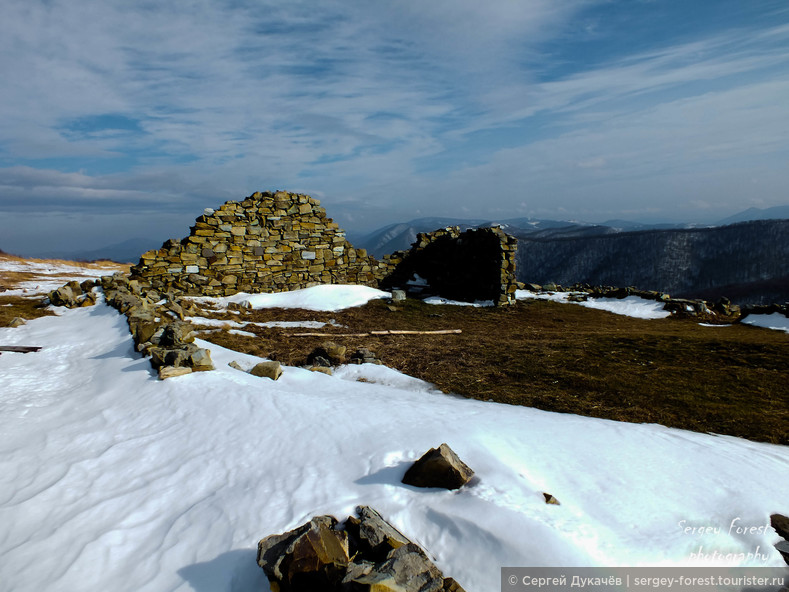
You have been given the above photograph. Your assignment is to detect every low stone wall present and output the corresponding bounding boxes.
[381,226,519,305]
[130,191,390,296]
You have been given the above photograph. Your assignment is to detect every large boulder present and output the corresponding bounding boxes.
[256,508,465,592]
[48,284,78,308]
[257,515,350,591]
[402,443,474,490]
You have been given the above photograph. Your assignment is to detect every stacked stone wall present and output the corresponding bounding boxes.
[380,226,518,305]
[130,191,391,296]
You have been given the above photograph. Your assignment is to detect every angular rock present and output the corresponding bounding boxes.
[777,540,789,565]
[402,443,474,490]
[543,493,561,505]
[80,291,98,306]
[8,317,26,328]
[349,348,379,365]
[162,300,185,320]
[128,314,163,345]
[189,347,214,371]
[442,577,467,591]
[257,515,349,592]
[344,544,444,592]
[347,506,412,561]
[306,341,346,366]
[250,360,283,380]
[228,360,245,371]
[158,365,192,380]
[48,285,77,307]
[158,322,196,347]
[771,513,789,541]
[147,343,198,369]
[309,366,333,375]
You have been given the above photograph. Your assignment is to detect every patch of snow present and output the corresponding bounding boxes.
[190,284,390,312]
[423,297,495,307]
[0,300,788,592]
[333,364,442,393]
[186,316,330,331]
[185,316,248,329]
[699,323,731,328]
[577,296,670,320]
[255,320,327,329]
[0,258,121,296]
[516,291,670,320]
[516,290,573,302]
[228,329,258,338]
[741,313,789,333]
[407,273,429,287]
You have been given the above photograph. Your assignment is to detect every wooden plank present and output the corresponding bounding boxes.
[287,332,372,337]
[0,345,42,353]
[370,329,462,335]
[286,329,462,337]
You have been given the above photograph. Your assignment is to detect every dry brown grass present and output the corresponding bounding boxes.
[200,297,789,445]
[0,295,55,326]
[0,254,129,327]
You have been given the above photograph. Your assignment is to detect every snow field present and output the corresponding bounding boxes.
[1,297,788,592]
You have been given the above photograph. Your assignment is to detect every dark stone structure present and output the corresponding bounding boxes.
[381,226,519,306]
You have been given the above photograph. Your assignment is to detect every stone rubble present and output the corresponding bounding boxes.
[257,505,466,592]
[101,273,215,379]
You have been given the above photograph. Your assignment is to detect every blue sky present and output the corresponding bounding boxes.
[1,0,788,255]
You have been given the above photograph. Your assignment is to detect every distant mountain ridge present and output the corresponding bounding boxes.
[355,216,693,258]
[515,219,789,305]
[716,205,789,226]
[355,208,789,305]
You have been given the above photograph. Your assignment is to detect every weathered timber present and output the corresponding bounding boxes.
[0,346,42,353]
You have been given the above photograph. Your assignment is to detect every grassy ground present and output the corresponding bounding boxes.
[0,254,129,327]
[198,297,789,445]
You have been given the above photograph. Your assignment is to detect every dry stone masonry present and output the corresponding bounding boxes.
[130,191,520,306]
[381,226,519,306]
[131,191,390,296]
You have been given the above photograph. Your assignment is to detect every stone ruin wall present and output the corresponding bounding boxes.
[131,191,390,296]
[130,190,519,305]
[381,225,519,306]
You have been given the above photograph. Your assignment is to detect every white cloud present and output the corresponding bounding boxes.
[0,0,788,251]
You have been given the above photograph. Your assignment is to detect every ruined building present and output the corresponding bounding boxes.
[130,191,518,305]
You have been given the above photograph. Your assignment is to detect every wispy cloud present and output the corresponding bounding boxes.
[0,1,787,252]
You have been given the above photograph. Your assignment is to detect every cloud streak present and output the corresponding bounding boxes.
[0,1,787,253]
